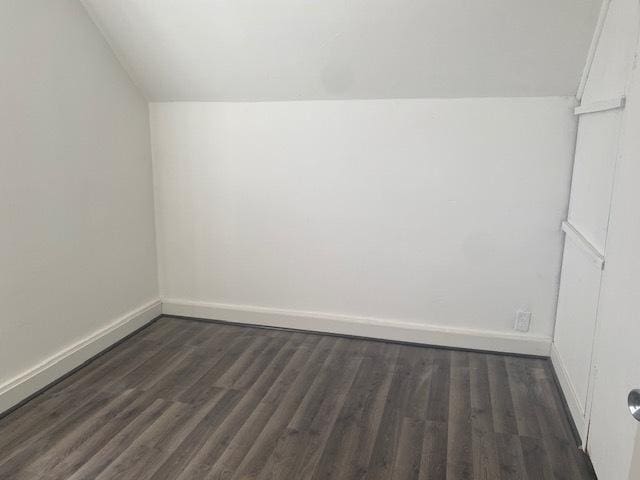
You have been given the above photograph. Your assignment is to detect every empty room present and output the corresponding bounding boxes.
[2,0,640,478]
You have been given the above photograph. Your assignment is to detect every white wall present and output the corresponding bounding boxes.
[0,0,159,411]
[82,0,600,101]
[153,97,577,354]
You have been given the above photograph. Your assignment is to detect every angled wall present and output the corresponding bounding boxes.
[82,0,601,101]
[0,0,160,413]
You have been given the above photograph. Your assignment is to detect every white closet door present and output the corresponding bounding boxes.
[552,238,603,439]
[586,45,640,477]
[567,110,622,253]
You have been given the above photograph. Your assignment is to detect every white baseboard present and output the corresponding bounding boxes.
[162,299,552,357]
[0,299,162,415]
[550,343,587,444]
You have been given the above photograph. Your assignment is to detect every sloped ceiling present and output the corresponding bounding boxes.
[82,0,601,101]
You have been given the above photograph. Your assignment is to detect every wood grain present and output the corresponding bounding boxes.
[0,316,594,479]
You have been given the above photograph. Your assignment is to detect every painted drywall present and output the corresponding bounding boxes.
[81,0,601,101]
[551,0,639,454]
[0,0,158,407]
[152,97,576,350]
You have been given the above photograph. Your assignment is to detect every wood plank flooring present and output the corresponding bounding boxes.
[0,316,594,479]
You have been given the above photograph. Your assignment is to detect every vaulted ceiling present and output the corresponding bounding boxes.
[82,0,602,101]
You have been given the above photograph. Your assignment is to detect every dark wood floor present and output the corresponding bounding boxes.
[0,317,594,480]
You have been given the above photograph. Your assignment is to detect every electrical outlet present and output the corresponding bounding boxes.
[514,310,531,332]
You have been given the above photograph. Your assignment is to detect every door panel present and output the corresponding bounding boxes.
[553,239,603,439]
[568,110,622,253]
[630,427,640,480]
[586,29,640,479]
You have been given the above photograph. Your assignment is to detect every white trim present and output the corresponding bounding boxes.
[577,0,612,101]
[561,221,605,269]
[550,343,587,445]
[574,96,626,115]
[162,298,552,357]
[0,299,162,415]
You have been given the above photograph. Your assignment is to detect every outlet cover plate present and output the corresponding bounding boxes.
[515,310,531,332]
